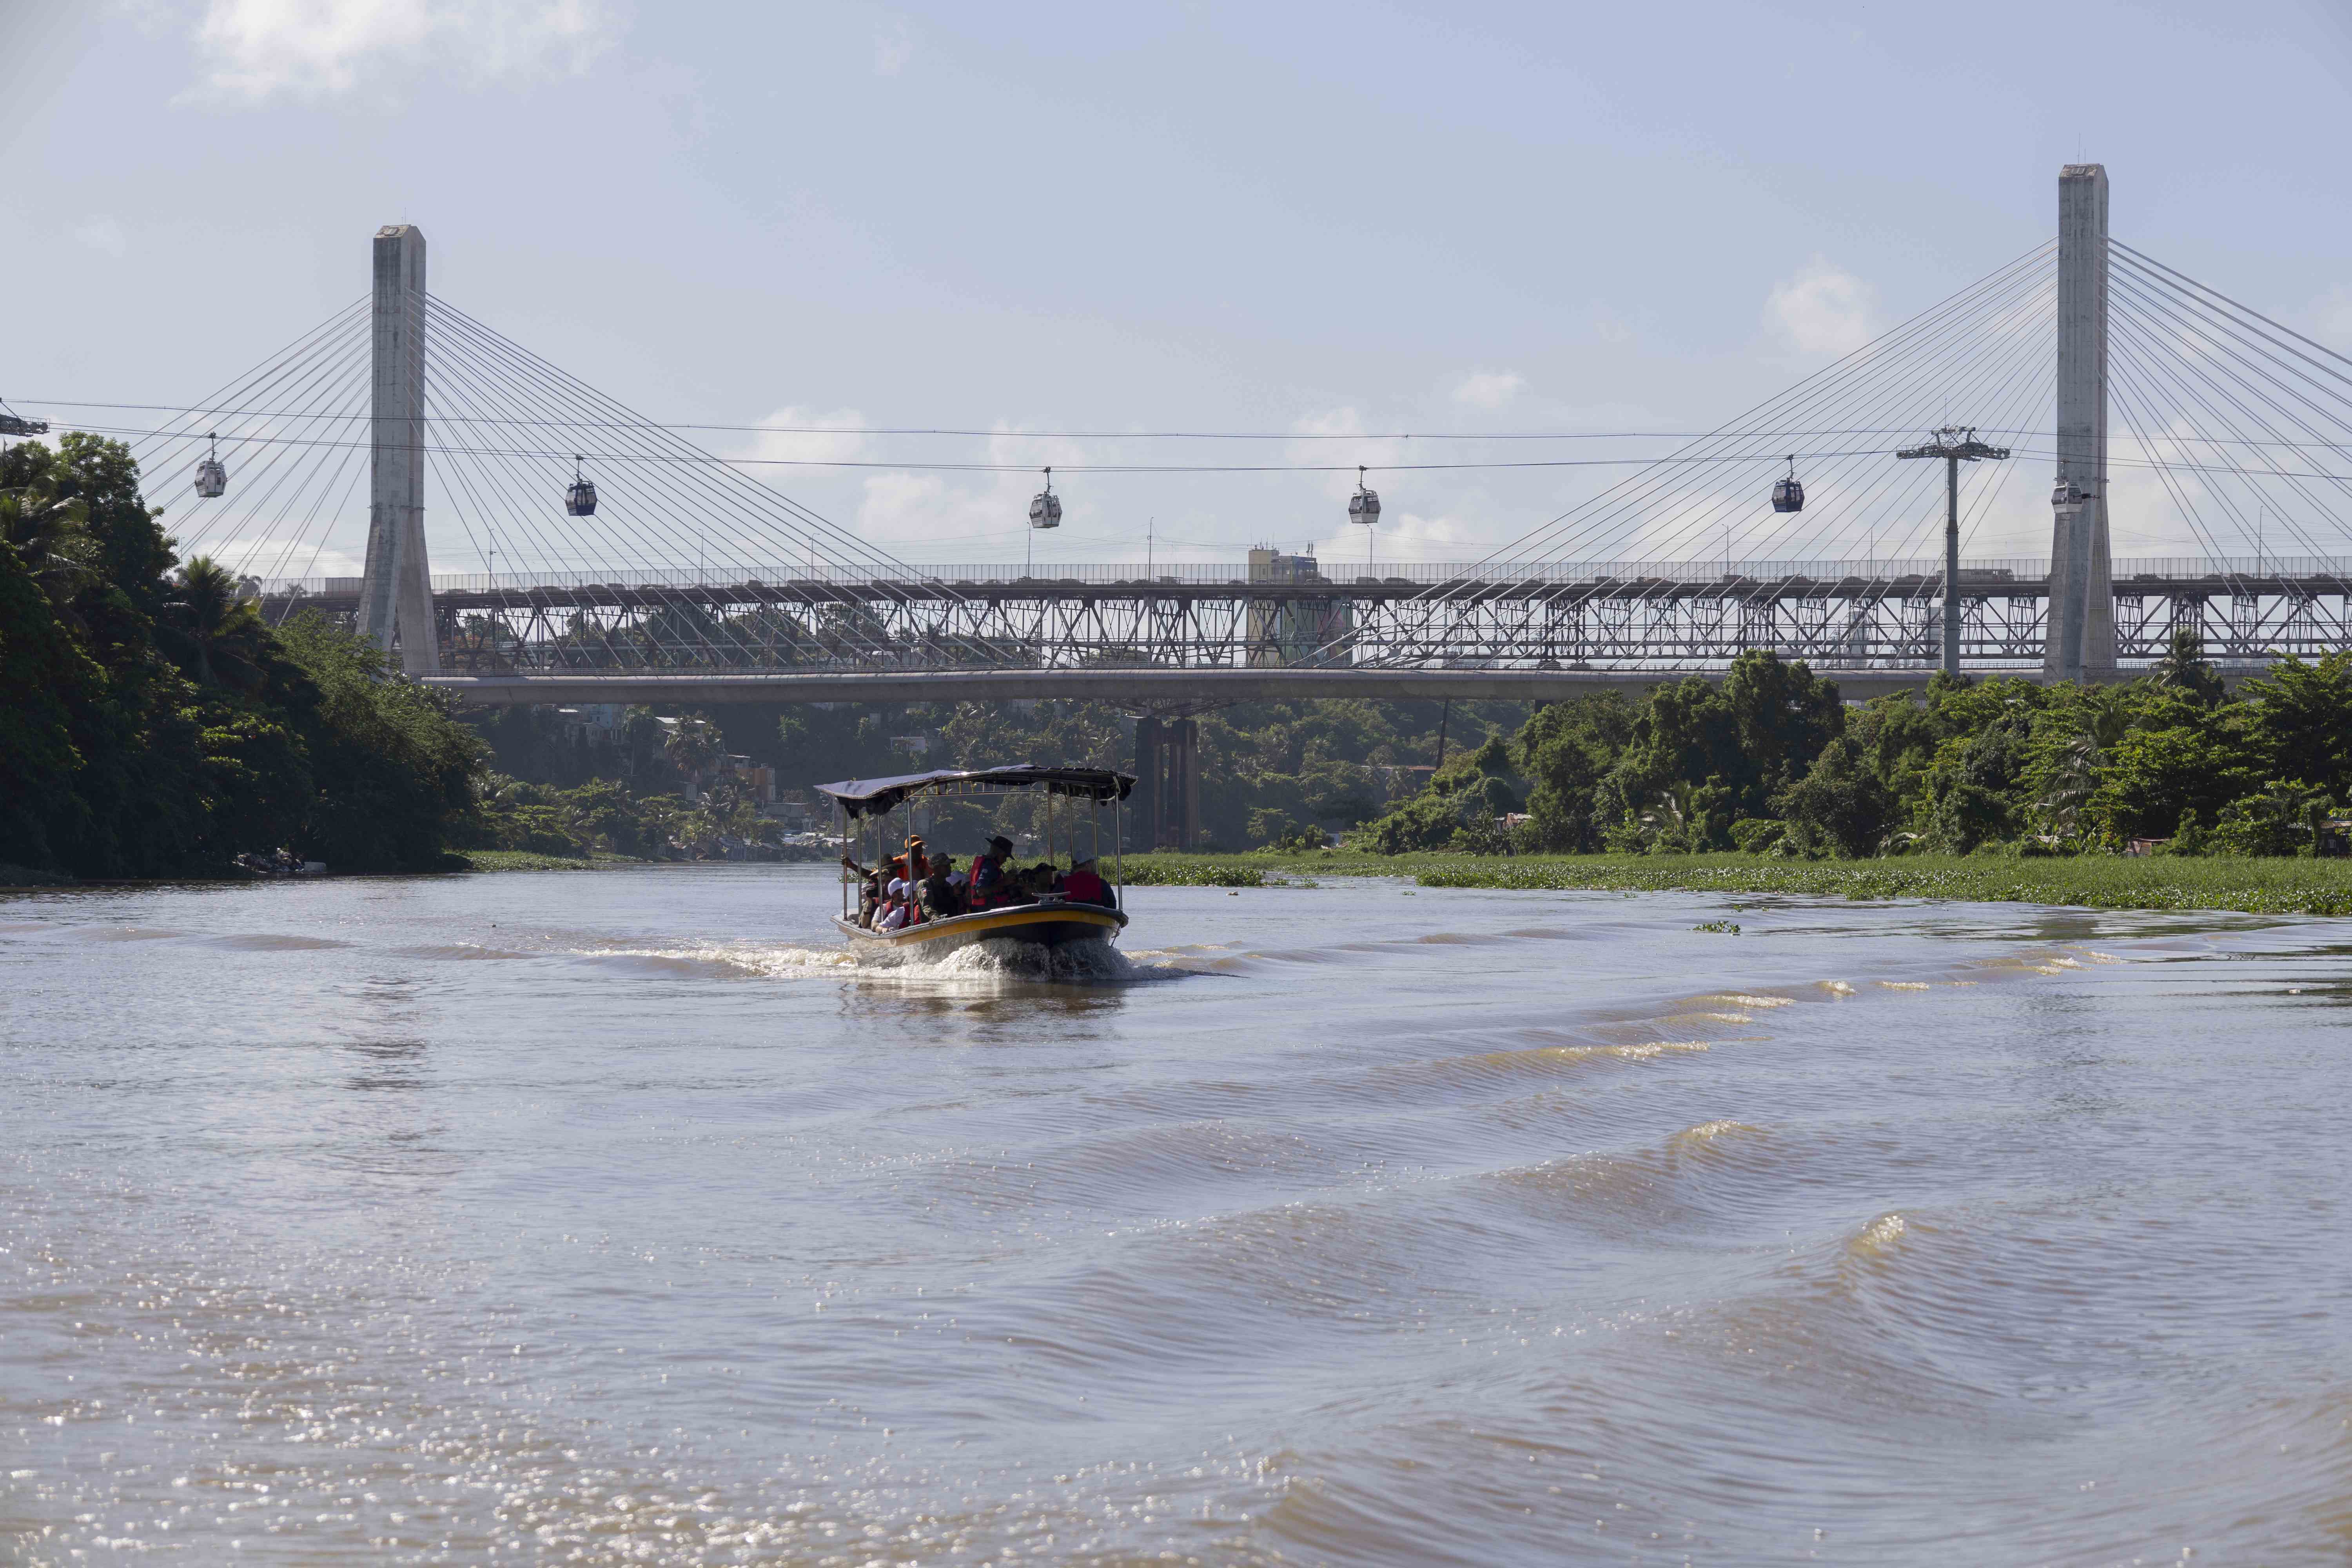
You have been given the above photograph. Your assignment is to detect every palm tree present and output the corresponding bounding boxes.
[0,485,96,619]
[2036,688,2131,837]
[663,711,725,784]
[161,556,267,690]
[2151,628,2226,705]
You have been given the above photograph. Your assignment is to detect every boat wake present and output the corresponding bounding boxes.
[867,935,1165,984]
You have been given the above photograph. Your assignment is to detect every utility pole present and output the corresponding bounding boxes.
[1896,425,2011,678]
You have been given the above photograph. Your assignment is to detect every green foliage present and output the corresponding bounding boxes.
[0,533,100,868]
[0,436,493,877]
[1514,691,1636,850]
[2239,653,2352,800]
[1594,652,1844,844]
[2151,628,2227,707]
[664,711,725,780]
[1356,729,1529,853]
[1126,848,2352,916]
[2083,722,2254,843]
[270,613,484,871]
[2163,808,2210,857]
[2212,779,2334,858]
[1775,735,1896,858]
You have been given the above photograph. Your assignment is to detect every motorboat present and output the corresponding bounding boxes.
[817,764,1135,957]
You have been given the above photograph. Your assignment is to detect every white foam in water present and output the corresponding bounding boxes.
[889,936,1157,984]
[555,936,1174,987]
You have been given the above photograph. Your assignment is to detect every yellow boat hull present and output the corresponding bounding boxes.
[833,901,1127,957]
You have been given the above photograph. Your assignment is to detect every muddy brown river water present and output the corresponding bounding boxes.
[2,864,2348,1564]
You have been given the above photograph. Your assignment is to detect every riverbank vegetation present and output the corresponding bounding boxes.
[2,436,478,878]
[1357,643,2352,864]
[1121,849,2352,915]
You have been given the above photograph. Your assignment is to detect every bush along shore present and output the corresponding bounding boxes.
[1344,641,2352,868]
[1121,850,2352,916]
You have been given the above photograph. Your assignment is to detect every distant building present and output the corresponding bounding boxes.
[1247,547,1353,667]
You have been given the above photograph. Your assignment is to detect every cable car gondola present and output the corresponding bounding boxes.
[565,455,598,517]
[1028,467,1062,530]
[194,434,228,500]
[1348,465,1381,529]
[1770,454,1804,514]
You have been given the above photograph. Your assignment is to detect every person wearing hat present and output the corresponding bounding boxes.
[1060,854,1113,909]
[839,853,887,927]
[969,835,1015,909]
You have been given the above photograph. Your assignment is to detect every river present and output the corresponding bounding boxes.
[2,865,2347,1564]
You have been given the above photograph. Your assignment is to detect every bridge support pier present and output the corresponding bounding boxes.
[1133,716,1201,851]
[2048,163,2115,679]
[357,223,439,674]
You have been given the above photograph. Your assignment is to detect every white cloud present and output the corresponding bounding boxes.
[1304,505,1487,572]
[72,217,127,257]
[1450,369,1524,410]
[181,0,622,105]
[732,405,876,469]
[1766,256,1879,357]
[873,21,913,76]
[721,412,1098,566]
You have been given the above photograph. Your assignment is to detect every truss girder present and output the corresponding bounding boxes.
[348,576,2352,678]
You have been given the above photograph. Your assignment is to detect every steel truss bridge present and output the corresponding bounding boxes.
[250,552,2352,708]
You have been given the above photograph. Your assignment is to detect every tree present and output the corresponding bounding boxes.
[1775,735,1895,858]
[2241,653,2352,801]
[2033,687,2131,839]
[274,613,484,871]
[2084,723,2254,842]
[0,535,99,869]
[1598,652,1843,838]
[664,711,725,783]
[0,484,96,620]
[1514,691,1636,851]
[2213,779,2334,857]
[159,557,268,690]
[2151,628,2227,707]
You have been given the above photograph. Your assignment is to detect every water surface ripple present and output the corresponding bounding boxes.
[3,866,2348,1564]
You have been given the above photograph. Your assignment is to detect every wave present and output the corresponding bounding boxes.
[202,932,353,951]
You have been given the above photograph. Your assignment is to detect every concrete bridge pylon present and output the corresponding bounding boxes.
[356,223,438,674]
[2047,163,2115,677]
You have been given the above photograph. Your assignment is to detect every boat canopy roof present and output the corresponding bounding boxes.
[814,764,1136,819]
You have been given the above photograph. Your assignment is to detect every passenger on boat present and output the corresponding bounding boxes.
[919,857,964,920]
[884,872,921,924]
[877,897,910,931]
[968,836,1016,908]
[840,856,885,927]
[1060,855,1114,908]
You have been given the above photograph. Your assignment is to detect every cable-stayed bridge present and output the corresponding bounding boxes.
[26,163,2352,717]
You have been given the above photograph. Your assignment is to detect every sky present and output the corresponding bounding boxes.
[4,0,2352,578]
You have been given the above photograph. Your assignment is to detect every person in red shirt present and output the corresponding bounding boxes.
[1059,855,1114,909]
